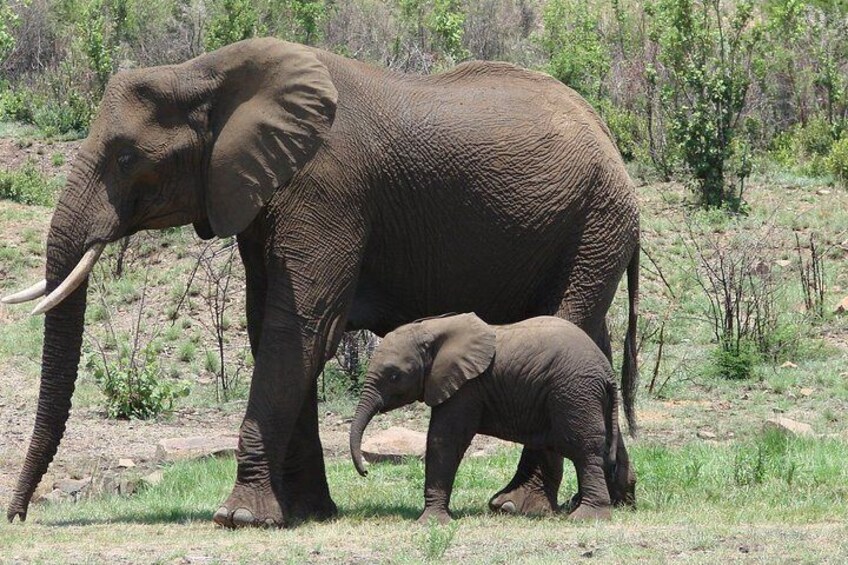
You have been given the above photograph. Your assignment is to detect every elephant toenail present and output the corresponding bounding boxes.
[264,518,276,527]
[212,506,231,526]
[500,501,516,513]
[232,508,255,525]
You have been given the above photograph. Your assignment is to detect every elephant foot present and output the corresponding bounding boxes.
[567,504,612,522]
[488,483,558,516]
[417,507,453,525]
[213,483,285,528]
[284,490,338,524]
[559,492,581,514]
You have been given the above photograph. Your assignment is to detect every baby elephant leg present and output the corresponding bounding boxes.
[568,438,613,521]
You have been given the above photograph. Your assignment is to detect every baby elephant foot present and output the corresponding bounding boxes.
[567,504,612,522]
[417,507,453,525]
[213,483,285,528]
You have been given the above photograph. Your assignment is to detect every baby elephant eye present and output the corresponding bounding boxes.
[389,373,400,384]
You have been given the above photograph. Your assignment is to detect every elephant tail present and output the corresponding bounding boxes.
[621,243,639,437]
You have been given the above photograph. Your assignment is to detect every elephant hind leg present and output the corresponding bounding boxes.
[488,448,562,515]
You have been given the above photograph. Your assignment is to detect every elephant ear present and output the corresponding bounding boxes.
[198,39,338,237]
[423,313,496,407]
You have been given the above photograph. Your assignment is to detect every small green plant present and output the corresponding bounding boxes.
[89,341,189,420]
[0,160,62,206]
[50,152,65,167]
[710,338,759,380]
[419,519,458,561]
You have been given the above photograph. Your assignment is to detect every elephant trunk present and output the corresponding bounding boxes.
[7,198,94,522]
[350,385,383,477]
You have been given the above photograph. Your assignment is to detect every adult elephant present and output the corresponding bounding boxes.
[3,38,639,528]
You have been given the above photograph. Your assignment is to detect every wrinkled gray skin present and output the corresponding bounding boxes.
[4,38,639,528]
[351,314,636,524]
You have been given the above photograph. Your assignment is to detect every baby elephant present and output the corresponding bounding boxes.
[350,313,636,524]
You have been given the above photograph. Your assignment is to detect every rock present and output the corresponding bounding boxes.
[361,426,427,464]
[38,489,66,504]
[156,435,239,462]
[53,477,91,497]
[117,458,135,468]
[774,259,792,268]
[764,417,814,437]
[780,361,798,369]
[141,470,164,489]
[697,430,717,440]
[799,387,814,397]
[118,479,138,496]
[835,296,848,315]
[817,189,831,195]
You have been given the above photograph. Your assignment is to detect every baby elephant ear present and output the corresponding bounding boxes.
[424,313,496,407]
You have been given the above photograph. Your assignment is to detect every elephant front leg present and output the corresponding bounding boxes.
[418,402,478,524]
[488,448,562,515]
[277,379,337,523]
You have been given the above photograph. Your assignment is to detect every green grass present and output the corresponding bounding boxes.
[4,432,846,562]
[22,432,848,527]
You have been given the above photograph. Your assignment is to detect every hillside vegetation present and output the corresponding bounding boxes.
[0,0,847,563]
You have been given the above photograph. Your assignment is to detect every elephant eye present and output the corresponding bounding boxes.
[116,150,136,173]
[389,373,400,384]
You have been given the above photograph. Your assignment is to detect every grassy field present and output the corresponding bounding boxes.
[1,126,848,562]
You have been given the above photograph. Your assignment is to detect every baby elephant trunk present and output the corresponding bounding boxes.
[350,385,383,477]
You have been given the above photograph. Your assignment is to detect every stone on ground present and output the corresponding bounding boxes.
[361,426,427,464]
[764,417,814,437]
[156,435,239,462]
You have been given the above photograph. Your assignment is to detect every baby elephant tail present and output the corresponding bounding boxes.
[604,376,637,508]
[604,378,620,474]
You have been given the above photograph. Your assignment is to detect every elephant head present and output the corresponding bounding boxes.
[349,313,495,476]
[3,38,337,522]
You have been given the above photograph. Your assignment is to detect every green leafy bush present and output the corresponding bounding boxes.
[826,134,848,186]
[0,160,63,206]
[89,341,190,420]
[540,0,609,101]
[646,0,763,211]
[709,338,759,380]
[205,0,261,51]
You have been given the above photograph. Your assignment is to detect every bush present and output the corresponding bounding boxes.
[827,134,848,186]
[0,160,62,206]
[709,338,759,381]
[540,0,609,101]
[89,341,190,420]
[646,0,762,211]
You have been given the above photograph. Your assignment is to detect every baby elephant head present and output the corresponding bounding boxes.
[349,313,495,476]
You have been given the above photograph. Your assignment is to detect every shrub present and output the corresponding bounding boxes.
[646,0,763,211]
[204,0,261,51]
[0,160,62,206]
[710,338,759,380]
[89,341,189,420]
[827,134,848,186]
[540,0,609,101]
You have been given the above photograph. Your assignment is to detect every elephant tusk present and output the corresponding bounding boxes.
[31,243,106,316]
[1,280,47,304]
